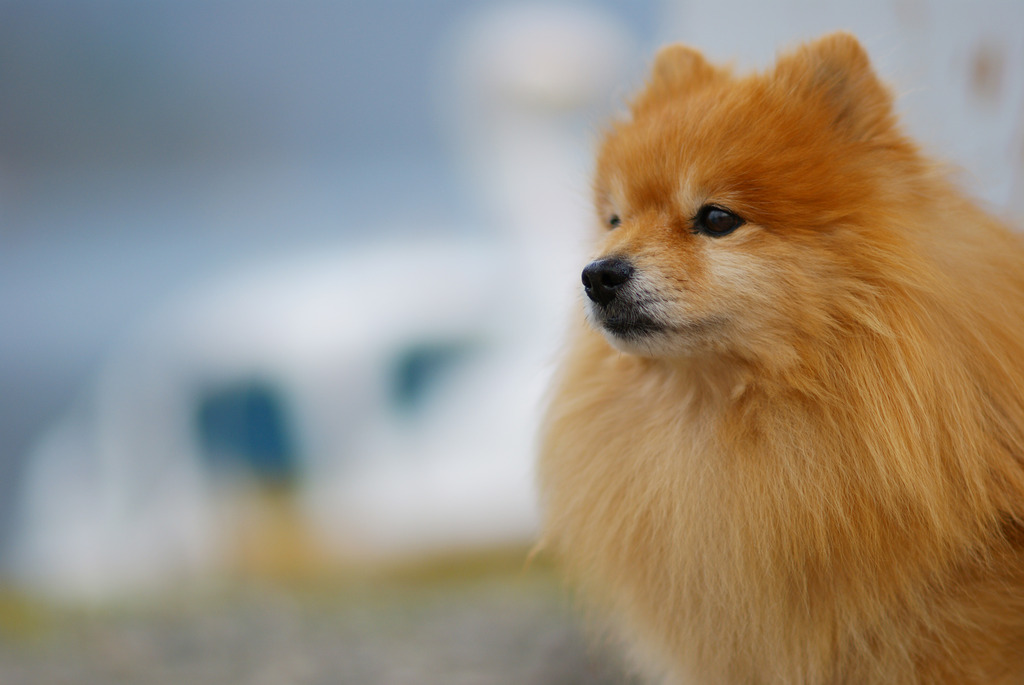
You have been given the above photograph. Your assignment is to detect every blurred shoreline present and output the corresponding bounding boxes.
[0,547,636,685]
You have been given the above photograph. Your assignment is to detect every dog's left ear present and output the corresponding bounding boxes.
[774,32,896,141]
[631,43,721,114]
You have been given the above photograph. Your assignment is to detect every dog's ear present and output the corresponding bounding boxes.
[631,44,720,113]
[774,32,896,141]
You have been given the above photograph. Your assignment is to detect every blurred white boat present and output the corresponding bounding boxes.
[9,238,579,598]
[6,2,634,600]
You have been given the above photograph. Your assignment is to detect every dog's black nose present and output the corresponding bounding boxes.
[582,258,634,306]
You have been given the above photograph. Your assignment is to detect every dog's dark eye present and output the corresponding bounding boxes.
[693,205,744,237]
[608,214,621,229]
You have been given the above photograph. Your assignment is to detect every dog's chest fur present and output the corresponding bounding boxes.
[539,332,1024,684]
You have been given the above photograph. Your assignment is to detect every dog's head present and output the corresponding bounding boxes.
[584,33,916,362]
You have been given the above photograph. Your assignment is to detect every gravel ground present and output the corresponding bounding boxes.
[0,563,638,685]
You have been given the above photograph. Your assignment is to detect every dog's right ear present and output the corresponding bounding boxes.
[773,32,896,142]
[631,44,720,114]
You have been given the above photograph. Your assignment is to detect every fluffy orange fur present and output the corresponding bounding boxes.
[537,33,1024,684]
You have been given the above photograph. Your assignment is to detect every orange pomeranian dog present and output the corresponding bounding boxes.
[537,32,1024,684]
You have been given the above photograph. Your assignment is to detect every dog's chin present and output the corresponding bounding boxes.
[600,328,674,357]
[586,306,674,357]
[587,304,724,358]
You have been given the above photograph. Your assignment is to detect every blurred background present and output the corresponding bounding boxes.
[0,1,1022,683]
